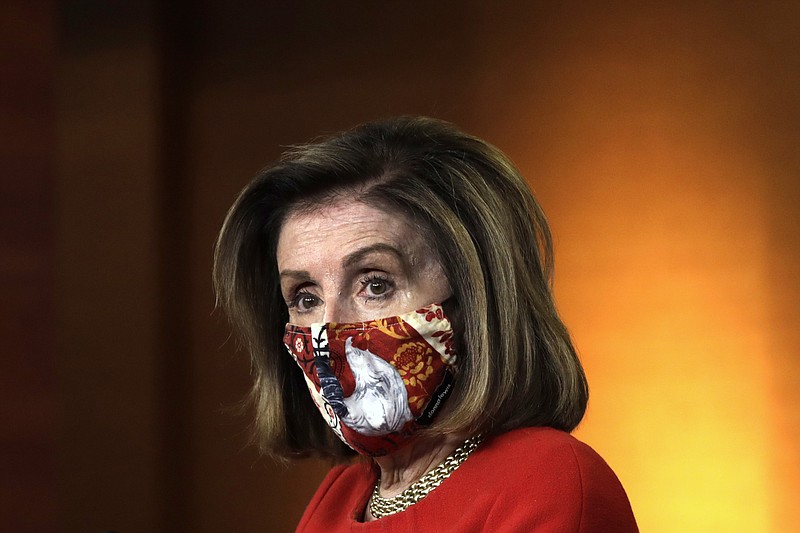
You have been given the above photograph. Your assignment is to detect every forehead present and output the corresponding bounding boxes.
[276,201,423,269]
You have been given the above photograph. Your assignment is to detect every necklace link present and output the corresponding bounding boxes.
[368,434,483,519]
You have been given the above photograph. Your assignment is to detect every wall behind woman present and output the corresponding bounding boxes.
[1,2,57,531]
[47,1,799,532]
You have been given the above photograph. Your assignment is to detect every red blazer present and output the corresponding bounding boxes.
[297,426,638,532]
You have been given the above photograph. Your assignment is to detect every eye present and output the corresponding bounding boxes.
[367,280,389,296]
[293,291,321,313]
[360,274,394,300]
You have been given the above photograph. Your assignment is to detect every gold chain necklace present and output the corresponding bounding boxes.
[368,434,484,519]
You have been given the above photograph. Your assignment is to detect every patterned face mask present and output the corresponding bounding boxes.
[283,303,457,457]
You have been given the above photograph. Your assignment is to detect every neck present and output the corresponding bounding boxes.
[373,432,468,498]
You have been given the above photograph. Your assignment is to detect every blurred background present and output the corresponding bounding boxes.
[3,1,799,531]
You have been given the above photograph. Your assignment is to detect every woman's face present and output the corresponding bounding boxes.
[277,201,451,327]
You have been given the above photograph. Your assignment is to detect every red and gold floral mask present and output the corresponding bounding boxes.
[283,303,457,457]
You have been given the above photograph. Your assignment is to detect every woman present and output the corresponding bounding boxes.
[214,117,638,531]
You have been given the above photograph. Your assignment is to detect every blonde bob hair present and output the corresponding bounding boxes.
[214,116,588,460]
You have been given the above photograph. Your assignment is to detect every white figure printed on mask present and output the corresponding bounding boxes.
[339,337,414,435]
[286,303,456,455]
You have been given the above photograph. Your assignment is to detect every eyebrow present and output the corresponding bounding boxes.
[279,269,313,283]
[278,243,406,285]
[342,243,404,269]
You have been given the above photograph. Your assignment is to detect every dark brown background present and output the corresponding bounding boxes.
[2,1,799,531]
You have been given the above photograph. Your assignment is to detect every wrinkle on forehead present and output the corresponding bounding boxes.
[276,201,441,282]
[276,199,452,323]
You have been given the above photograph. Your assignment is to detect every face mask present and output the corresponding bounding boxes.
[283,303,457,457]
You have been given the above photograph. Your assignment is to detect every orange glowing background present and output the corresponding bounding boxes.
[468,7,800,531]
[3,2,799,532]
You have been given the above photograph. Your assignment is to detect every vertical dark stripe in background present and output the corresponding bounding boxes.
[155,2,195,531]
[0,2,57,531]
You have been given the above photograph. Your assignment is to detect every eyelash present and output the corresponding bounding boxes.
[359,273,394,302]
[287,288,318,312]
[285,273,395,312]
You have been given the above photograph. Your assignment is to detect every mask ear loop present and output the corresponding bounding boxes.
[312,325,349,418]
